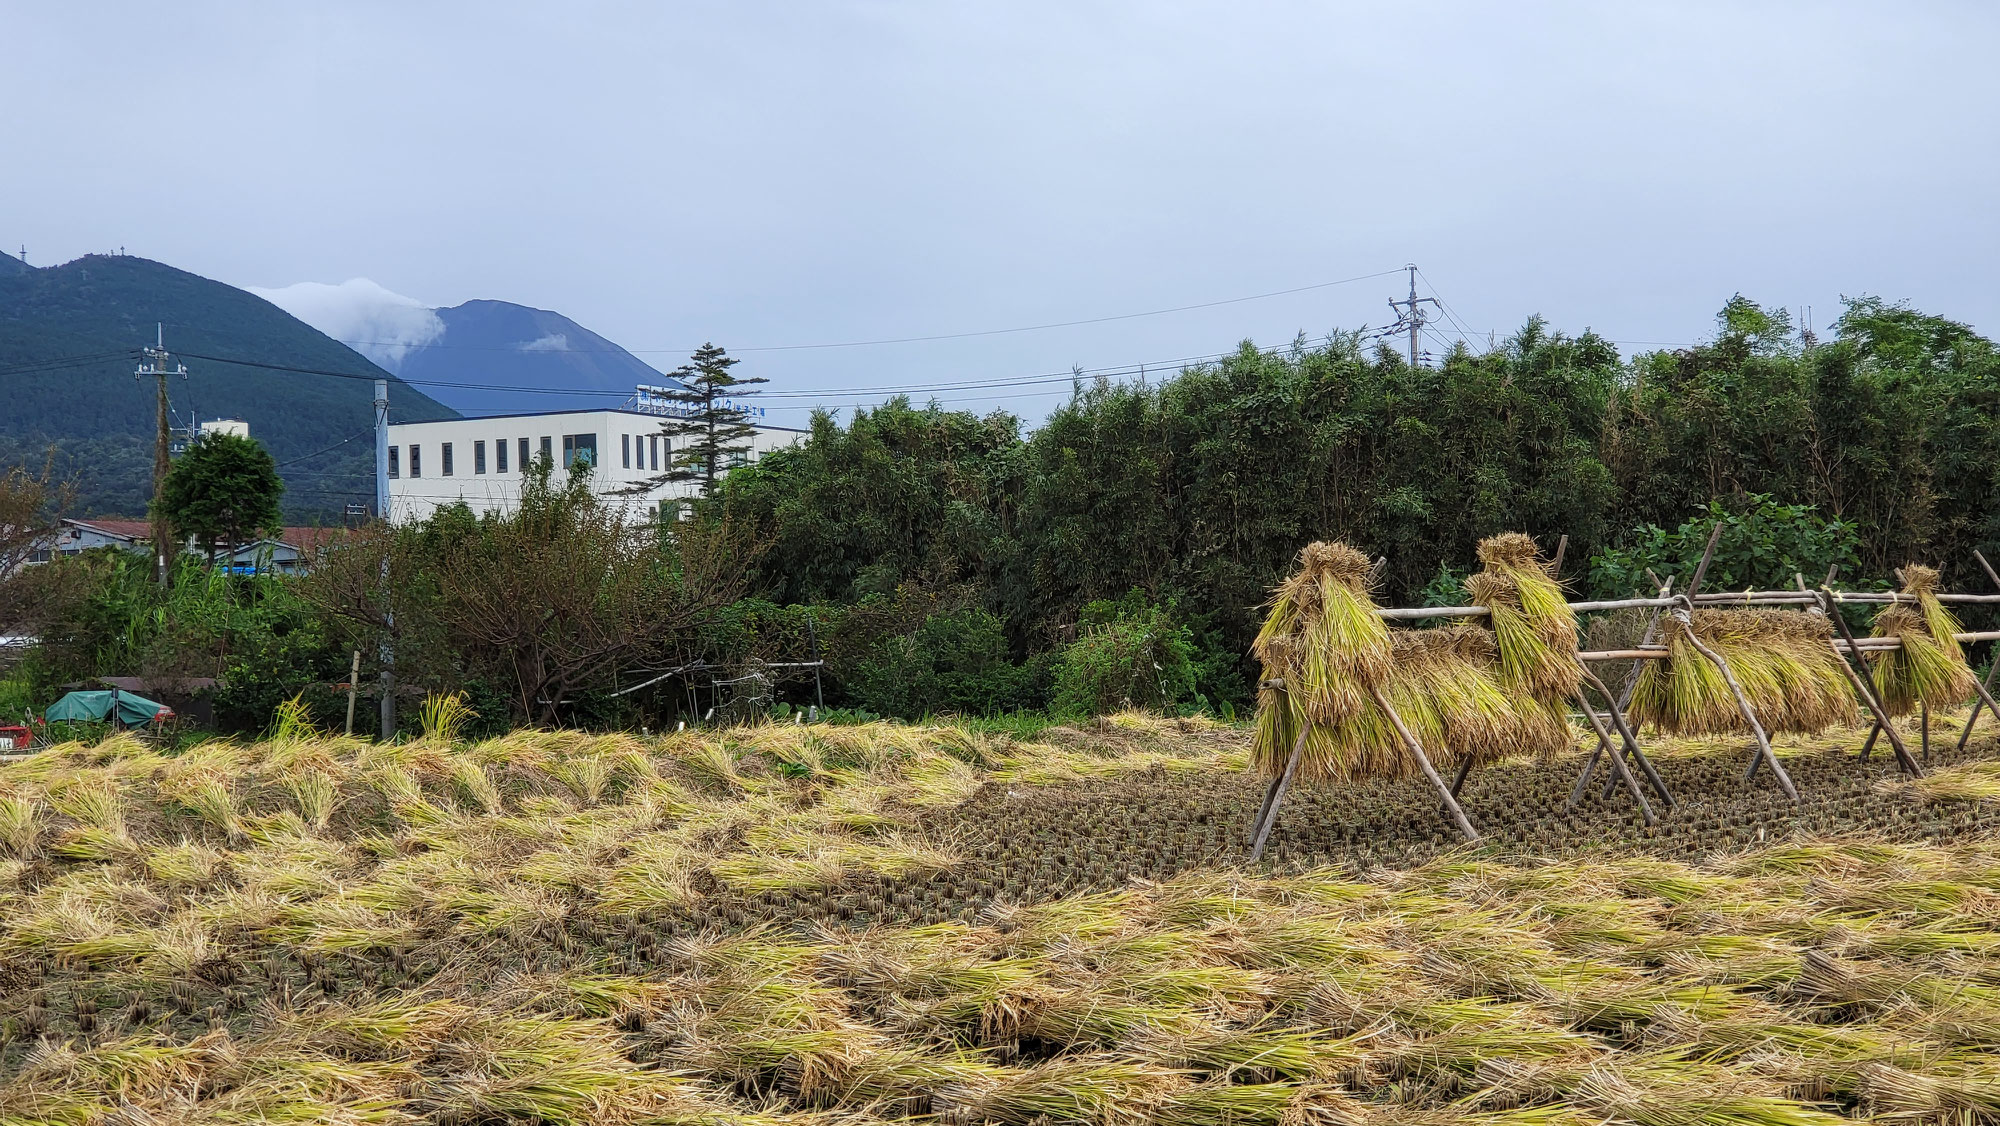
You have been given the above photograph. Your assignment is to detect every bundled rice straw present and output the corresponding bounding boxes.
[1629,610,1859,736]
[1464,533,1581,703]
[1869,564,1977,717]
[1252,542,1391,726]
[1250,552,1574,783]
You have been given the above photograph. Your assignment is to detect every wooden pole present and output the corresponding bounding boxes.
[1550,534,1568,575]
[343,649,362,737]
[1571,576,1680,800]
[1955,550,2000,753]
[1247,725,1309,862]
[1250,775,1283,846]
[1439,756,1474,818]
[1574,536,1716,799]
[1369,684,1479,842]
[1579,662,1672,806]
[1673,601,1799,802]
[1962,672,2000,753]
[1572,687,1655,824]
[1817,588,1922,777]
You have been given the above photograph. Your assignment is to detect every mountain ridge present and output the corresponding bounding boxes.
[0,253,457,519]
[403,298,686,416]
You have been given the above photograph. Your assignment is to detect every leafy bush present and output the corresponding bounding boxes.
[1050,590,1196,716]
[845,607,1028,718]
[1586,495,1862,598]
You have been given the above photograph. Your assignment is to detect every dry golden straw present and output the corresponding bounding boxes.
[1630,609,1859,736]
[1869,564,1977,717]
[1251,541,1572,783]
[1465,532,1580,703]
[1252,542,1390,727]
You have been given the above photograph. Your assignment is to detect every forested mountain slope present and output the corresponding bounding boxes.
[0,254,456,518]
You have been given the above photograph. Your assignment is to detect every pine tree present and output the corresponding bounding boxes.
[648,343,769,498]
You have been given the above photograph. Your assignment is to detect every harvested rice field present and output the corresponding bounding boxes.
[5,712,2000,1123]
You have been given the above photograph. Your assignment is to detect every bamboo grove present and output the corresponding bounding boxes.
[717,297,2000,711]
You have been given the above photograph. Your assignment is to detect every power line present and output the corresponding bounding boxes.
[1412,268,1479,351]
[275,428,372,468]
[0,350,141,376]
[169,346,1261,404]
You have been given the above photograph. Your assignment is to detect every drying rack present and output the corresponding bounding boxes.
[1246,533,2000,860]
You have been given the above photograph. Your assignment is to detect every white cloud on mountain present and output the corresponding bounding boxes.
[516,333,569,352]
[246,278,445,372]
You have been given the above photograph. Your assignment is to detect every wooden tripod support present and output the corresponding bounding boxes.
[1246,683,1481,863]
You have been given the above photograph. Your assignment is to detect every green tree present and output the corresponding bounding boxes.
[157,433,283,564]
[647,343,769,498]
[718,398,1022,606]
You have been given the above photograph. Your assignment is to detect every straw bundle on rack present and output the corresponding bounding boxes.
[1628,610,1858,736]
[1252,541,1392,726]
[1869,564,1977,717]
[1252,625,1574,784]
[1464,533,1581,703]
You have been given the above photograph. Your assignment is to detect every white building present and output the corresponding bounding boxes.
[198,418,250,439]
[384,404,802,523]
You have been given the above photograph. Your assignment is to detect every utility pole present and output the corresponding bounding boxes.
[136,326,186,585]
[1392,266,1440,368]
[375,378,396,739]
[1386,264,1439,368]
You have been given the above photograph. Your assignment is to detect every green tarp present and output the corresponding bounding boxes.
[44,690,174,726]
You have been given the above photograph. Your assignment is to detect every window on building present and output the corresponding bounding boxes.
[649,434,660,471]
[729,449,748,468]
[388,446,400,479]
[562,433,597,469]
[518,437,530,471]
[474,440,487,474]
[539,436,553,465]
[441,442,454,476]
[495,437,508,472]
[621,433,631,469]
[409,444,422,478]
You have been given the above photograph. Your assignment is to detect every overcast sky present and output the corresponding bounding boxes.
[8,2,1997,426]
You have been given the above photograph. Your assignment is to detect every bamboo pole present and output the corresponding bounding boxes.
[1368,683,1479,842]
[1247,723,1309,862]
[1572,686,1655,824]
[1579,661,1672,806]
[1956,550,2000,753]
[1692,590,2000,605]
[1818,587,1923,777]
